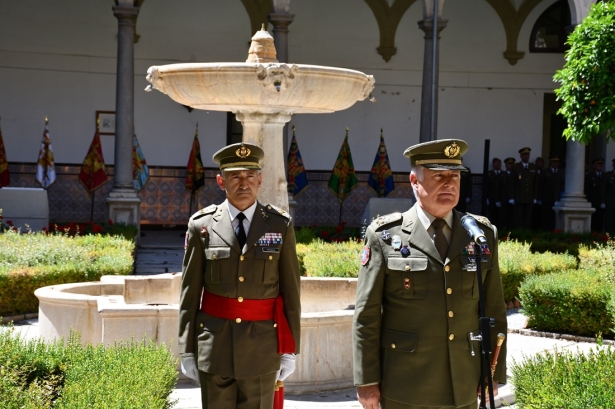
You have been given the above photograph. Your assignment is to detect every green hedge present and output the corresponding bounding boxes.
[519,269,615,338]
[511,346,615,408]
[297,239,362,278]
[0,327,177,409]
[0,231,134,316]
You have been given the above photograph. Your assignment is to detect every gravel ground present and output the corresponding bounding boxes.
[506,308,528,330]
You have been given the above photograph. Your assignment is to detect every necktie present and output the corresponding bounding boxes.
[432,218,448,261]
[524,164,528,171]
[235,212,247,250]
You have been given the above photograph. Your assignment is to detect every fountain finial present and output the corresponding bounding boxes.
[246,25,278,63]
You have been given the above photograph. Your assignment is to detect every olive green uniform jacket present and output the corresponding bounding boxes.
[353,205,507,408]
[178,201,301,379]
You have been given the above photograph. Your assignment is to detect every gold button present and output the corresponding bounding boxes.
[445,265,450,272]
[448,311,454,318]
[199,323,203,328]
[236,318,242,323]
[238,297,244,302]
[391,343,396,349]
[446,288,452,295]
[212,254,217,260]
[240,255,245,261]
[273,323,278,328]
[239,276,244,282]
[449,334,455,341]
[405,265,410,271]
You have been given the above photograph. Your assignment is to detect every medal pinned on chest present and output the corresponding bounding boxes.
[400,245,410,257]
[256,232,283,246]
[361,246,371,266]
[200,226,209,238]
[380,230,391,242]
[391,235,402,250]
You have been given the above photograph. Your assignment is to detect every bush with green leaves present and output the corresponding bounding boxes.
[300,239,362,278]
[511,346,615,408]
[499,240,577,302]
[0,327,177,409]
[0,230,134,316]
[519,269,615,338]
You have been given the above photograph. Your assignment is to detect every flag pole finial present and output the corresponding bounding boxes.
[292,125,296,136]
[45,116,49,124]
[97,117,100,130]
[381,127,383,134]
[345,127,349,137]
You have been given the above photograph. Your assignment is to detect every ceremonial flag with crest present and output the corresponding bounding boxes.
[368,129,395,197]
[132,133,150,191]
[286,126,308,197]
[79,128,107,193]
[328,128,358,203]
[186,124,204,195]
[36,118,56,189]
[0,121,10,187]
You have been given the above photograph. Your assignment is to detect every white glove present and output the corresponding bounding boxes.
[495,202,501,208]
[466,197,471,203]
[180,354,200,384]
[533,199,537,204]
[276,353,296,382]
[601,203,606,209]
[509,199,515,205]
[486,198,490,206]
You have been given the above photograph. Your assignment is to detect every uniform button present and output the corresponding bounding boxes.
[239,276,245,282]
[449,334,455,341]
[236,318,242,323]
[199,323,203,328]
[238,297,244,302]
[269,255,273,260]
[405,265,410,271]
[240,255,245,261]
[446,288,452,295]
[391,343,396,349]
[445,265,450,272]
[273,323,278,328]
[212,254,217,260]
[448,311,454,318]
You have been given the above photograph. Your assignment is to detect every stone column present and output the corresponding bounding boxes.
[418,17,447,142]
[108,3,141,230]
[236,112,291,211]
[553,140,594,232]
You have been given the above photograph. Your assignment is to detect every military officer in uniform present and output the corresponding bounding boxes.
[511,147,536,229]
[542,157,565,231]
[604,159,615,233]
[502,157,516,231]
[532,157,545,230]
[353,139,507,409]
[486,158,506,230]
[585,158,606,232]
[178,142,301,409]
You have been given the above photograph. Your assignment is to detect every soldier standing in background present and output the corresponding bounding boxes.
[542,157,565,231]
[586,158,606,232]
[486,158,506,229]
[532,157,545,230]
[512,147,536,230]
[503,157,516,232]
[604,159,615,234]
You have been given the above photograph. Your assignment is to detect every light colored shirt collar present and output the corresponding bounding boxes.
[416,205,453,232]
[225,199,257,224]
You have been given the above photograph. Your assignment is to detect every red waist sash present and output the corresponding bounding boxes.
[201,290,296,354]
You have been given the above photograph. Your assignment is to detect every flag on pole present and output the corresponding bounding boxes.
[36,117,56,189]
[79,127,107,193]
[186,123,205,195]
[132,133,150,191]
[367,128,395,197]
[0,119,10,187]
[287,126,308,197]
[328,127,358,203]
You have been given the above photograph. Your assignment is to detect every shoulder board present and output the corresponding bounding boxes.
[191,204,217,220]
[370,212,402,230]
[265,204,290,219]
[466,212,494,231]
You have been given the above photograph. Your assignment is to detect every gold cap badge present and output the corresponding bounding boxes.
[236,146,251,159]
[444,142,460,158]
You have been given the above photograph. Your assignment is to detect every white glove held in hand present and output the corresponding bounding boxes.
[601,203,606,209]
[495,202,501,208]
[181,354,200,384]
[277,354,296,381]
[509,199,515,205]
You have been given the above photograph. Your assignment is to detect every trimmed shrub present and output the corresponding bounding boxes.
[511,346,615,408]
[0,327,177,409]
[519,269,615,338]
[0,231,134,316]
[499,240,577,302]
[301,239,362,278]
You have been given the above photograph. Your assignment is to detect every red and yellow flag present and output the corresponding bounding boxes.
[79,129,107,193]
[36,117,56,189]
[186,124,204,195]
[0,122,9,187]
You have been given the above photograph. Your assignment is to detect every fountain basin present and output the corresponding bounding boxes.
[35,274,357,393]
[146,63,375,114]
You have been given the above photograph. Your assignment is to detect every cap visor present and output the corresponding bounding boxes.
[222,165,261,172]
[422,164,468,172]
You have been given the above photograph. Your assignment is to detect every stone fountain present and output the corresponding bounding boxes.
[145,26,375,210]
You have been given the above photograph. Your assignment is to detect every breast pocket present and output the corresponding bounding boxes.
[204,247,231,284]
[253,247,280,284]
[386,257,428,299]
[460,255,493,299]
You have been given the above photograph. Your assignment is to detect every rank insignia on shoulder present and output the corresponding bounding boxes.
[461,242,475,255]
[184,233,189,249]
[361,246,371,266]
[266,204,290,219]
[380,230,391,241]
[392,235,402,250]
[200,226,208,238]
[256,232,282,246]
[192,205,217,220]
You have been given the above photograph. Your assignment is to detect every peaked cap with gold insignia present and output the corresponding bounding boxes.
[213,142,264,171]
[403,139,469,172]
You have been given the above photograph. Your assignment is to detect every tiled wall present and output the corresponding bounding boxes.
[6,163,483,227]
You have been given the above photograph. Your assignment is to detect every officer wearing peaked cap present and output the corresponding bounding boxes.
[512,147,536,229]
[353,139,507,409]
[178,142,301,409]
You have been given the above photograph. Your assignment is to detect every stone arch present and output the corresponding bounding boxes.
[485,0,545,65]
[363,0,417,62]
[567,0,596,25]
[240,0,273,37]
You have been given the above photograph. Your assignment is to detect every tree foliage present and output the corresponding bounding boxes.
[554,1,615,144]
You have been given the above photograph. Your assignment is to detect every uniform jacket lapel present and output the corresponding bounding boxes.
[212,204,242,254]
[244,202,270,252]
[447,210,472,262]
[406,205,442,263]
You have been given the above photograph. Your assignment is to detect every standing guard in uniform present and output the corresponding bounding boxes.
[502,157,516,231]
[604,159,615,234]
[512,147,536,230]
[353,139,507,409]
[532,157,545,230]
[585,158,606,232]
[178,142,301,409]
[542,157,565,231]
[486,158,506,229]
